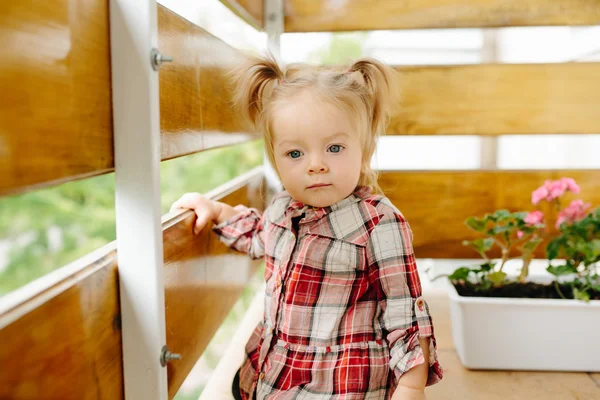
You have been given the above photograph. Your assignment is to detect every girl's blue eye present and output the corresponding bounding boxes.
[288,150,303,159]
[328,144,343,153]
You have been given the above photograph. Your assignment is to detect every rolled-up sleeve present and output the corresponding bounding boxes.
[366,211,443,387]
[212,205,266,260]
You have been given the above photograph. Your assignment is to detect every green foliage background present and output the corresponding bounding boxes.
[0,141,263,296]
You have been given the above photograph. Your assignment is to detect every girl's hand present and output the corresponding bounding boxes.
[170,192,219,234]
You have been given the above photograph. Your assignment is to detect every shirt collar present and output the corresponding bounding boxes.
[269,186,373,229]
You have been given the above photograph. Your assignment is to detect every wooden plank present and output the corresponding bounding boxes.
[158,5,257,161]
[0,3,256,196]
[379,170,600,259]
[0,1,114,195]
[421,289,600,399]
[0,246,123,400]
[220,0,264,29]
[591,373,600,389]
[0,169,266,400]
[428,348,600,399]
[284,0,600,32]
[388,63,600,135]
[163,168,267,398]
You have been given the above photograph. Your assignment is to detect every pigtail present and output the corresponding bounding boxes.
[347,57,400,136]
[231,54,285,128]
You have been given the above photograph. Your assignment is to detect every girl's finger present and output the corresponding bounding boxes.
[194,211,210,235]
[169,201,182,212]
[170,193,200,212]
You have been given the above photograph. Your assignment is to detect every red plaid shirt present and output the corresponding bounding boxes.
[213,186,443,399]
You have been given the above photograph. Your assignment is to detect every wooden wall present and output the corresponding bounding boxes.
[379,170,600,259]
[0,2,256,197]
[283,0,600,32]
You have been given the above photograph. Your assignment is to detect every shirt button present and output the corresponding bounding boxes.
[416,298,424,310]
[259,372,265,380]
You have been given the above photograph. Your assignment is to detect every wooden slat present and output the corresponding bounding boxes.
[220,0,264,29]
[422,289,600,399]
[0,168,266,400]
[0,3,256,196]
[379,170,600,259]
[157,5,257,161]
[0,246,123,400]
[0,1,114,196]
[163,168,267,398]
[284,0,600,32]
[388,63,600,135]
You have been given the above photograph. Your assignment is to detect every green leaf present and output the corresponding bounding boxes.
[546,238,562,260]
[483,213,496,222]
[449,267,471,281]
[488,225,513,235]
[573,288,591,303]
[476,277,493,292]
[523,237,543,251]
[482,238,495,251]
[493,209,512,221]
[465,217,486,232]
[590,240,600,258]
[512,211,528,220]
[488,271,507,285]
[546,264,578,277]
[462,238,494,255]
[479,262,494,272]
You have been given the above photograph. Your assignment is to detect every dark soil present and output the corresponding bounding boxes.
[453,281,600,300]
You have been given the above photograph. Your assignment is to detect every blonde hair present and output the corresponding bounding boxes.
[231,54,399,194]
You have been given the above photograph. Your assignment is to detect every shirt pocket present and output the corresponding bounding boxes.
[303,235,366,274]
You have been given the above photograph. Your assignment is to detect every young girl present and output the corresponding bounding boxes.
[171,56,443,400]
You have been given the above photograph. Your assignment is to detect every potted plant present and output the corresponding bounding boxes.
[440,177,600,371]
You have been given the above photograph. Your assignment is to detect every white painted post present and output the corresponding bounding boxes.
[264,0,283,58]
[264,0,285,192]
[109,1,169,399]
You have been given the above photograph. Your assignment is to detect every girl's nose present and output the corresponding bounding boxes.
[307,157,329,174]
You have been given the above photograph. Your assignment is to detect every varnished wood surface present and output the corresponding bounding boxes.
[379,170,600,259]
[1,3,256,196]
[220,0,264,29]
[158,5,257,161]
[423,289,600,399]
[0,247,123,400]
[0,169,266,400]
[284,0,600,32]
[0,1,114,196]
[163,168,267,398]
[389,63,600,135]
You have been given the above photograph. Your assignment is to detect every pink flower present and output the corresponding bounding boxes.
[556,199,591,228]
[517,230,525,239]
[524,210,544,225]
[531,177,580,205]
[531,185,549,205]
[547,181,567,200]
[560,177,580,194]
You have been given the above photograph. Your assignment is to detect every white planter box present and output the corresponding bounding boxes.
[447,279,600,372]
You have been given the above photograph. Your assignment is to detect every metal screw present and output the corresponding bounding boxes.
[160,345,181,367]
[151,48,173,71]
